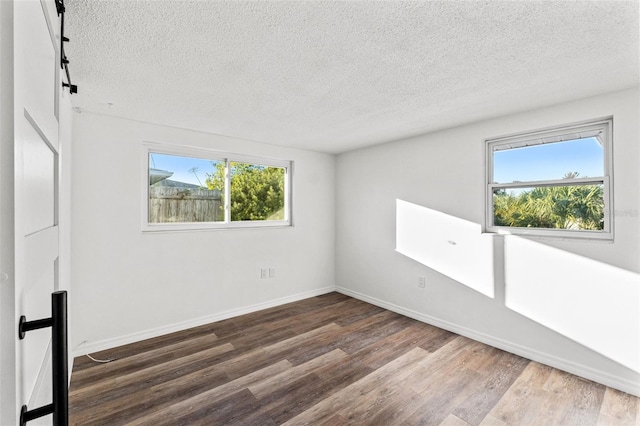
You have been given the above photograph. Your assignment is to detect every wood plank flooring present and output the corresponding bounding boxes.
[69,292,639,425]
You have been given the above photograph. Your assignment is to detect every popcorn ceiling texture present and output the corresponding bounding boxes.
[65,1,639,153]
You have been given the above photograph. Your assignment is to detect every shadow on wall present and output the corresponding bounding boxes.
[395,199,640,374]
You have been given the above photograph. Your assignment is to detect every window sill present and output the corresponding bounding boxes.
[483,228,613,242]
[142,221,293,233]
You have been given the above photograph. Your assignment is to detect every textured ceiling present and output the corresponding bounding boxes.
[65,1,639,154]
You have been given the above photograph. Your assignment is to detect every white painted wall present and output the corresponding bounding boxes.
[71,112,336,353]
[336,88,640,395]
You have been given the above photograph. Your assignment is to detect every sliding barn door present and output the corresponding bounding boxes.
[0,1,66,424]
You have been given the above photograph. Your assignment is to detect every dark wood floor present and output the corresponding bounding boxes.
[69,292,639,425]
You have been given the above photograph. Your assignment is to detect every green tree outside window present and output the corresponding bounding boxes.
[206,162,285,221]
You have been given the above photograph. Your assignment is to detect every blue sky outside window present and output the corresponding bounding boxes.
[493,137,603,183]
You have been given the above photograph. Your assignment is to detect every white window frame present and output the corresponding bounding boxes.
[142,142,292,232]
[485,118,613,240]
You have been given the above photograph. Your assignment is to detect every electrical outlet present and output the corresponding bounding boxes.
[418,276,426,288]
[260,268,268,279]
[269,268,276,278]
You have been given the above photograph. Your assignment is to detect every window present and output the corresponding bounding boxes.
[485,118,613,239]
[142,143,291,231]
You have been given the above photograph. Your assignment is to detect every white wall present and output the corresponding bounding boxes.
[71,113,336,353]
[336,88,640,395]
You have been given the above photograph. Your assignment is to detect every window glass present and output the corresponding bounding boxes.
[229,162,286,222]
[493,137,603,183]
[148,153,223,223]
[492,184,604,230]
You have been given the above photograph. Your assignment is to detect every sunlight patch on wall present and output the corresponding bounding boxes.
[396,200,495,298]
[504,235,640,373]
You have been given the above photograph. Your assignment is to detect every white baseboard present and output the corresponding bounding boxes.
[73,286,336,358]
[336,286,640,397]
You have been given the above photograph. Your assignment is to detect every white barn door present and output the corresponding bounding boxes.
[1,1,66,424]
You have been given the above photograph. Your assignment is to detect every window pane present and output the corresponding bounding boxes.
[493,137,603,183]
[493,184,604,230]
[229,162,286,222]
[149,153,224,223]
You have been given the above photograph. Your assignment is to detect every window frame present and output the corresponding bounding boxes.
[142,142,292,232]
[484,118,613,240]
